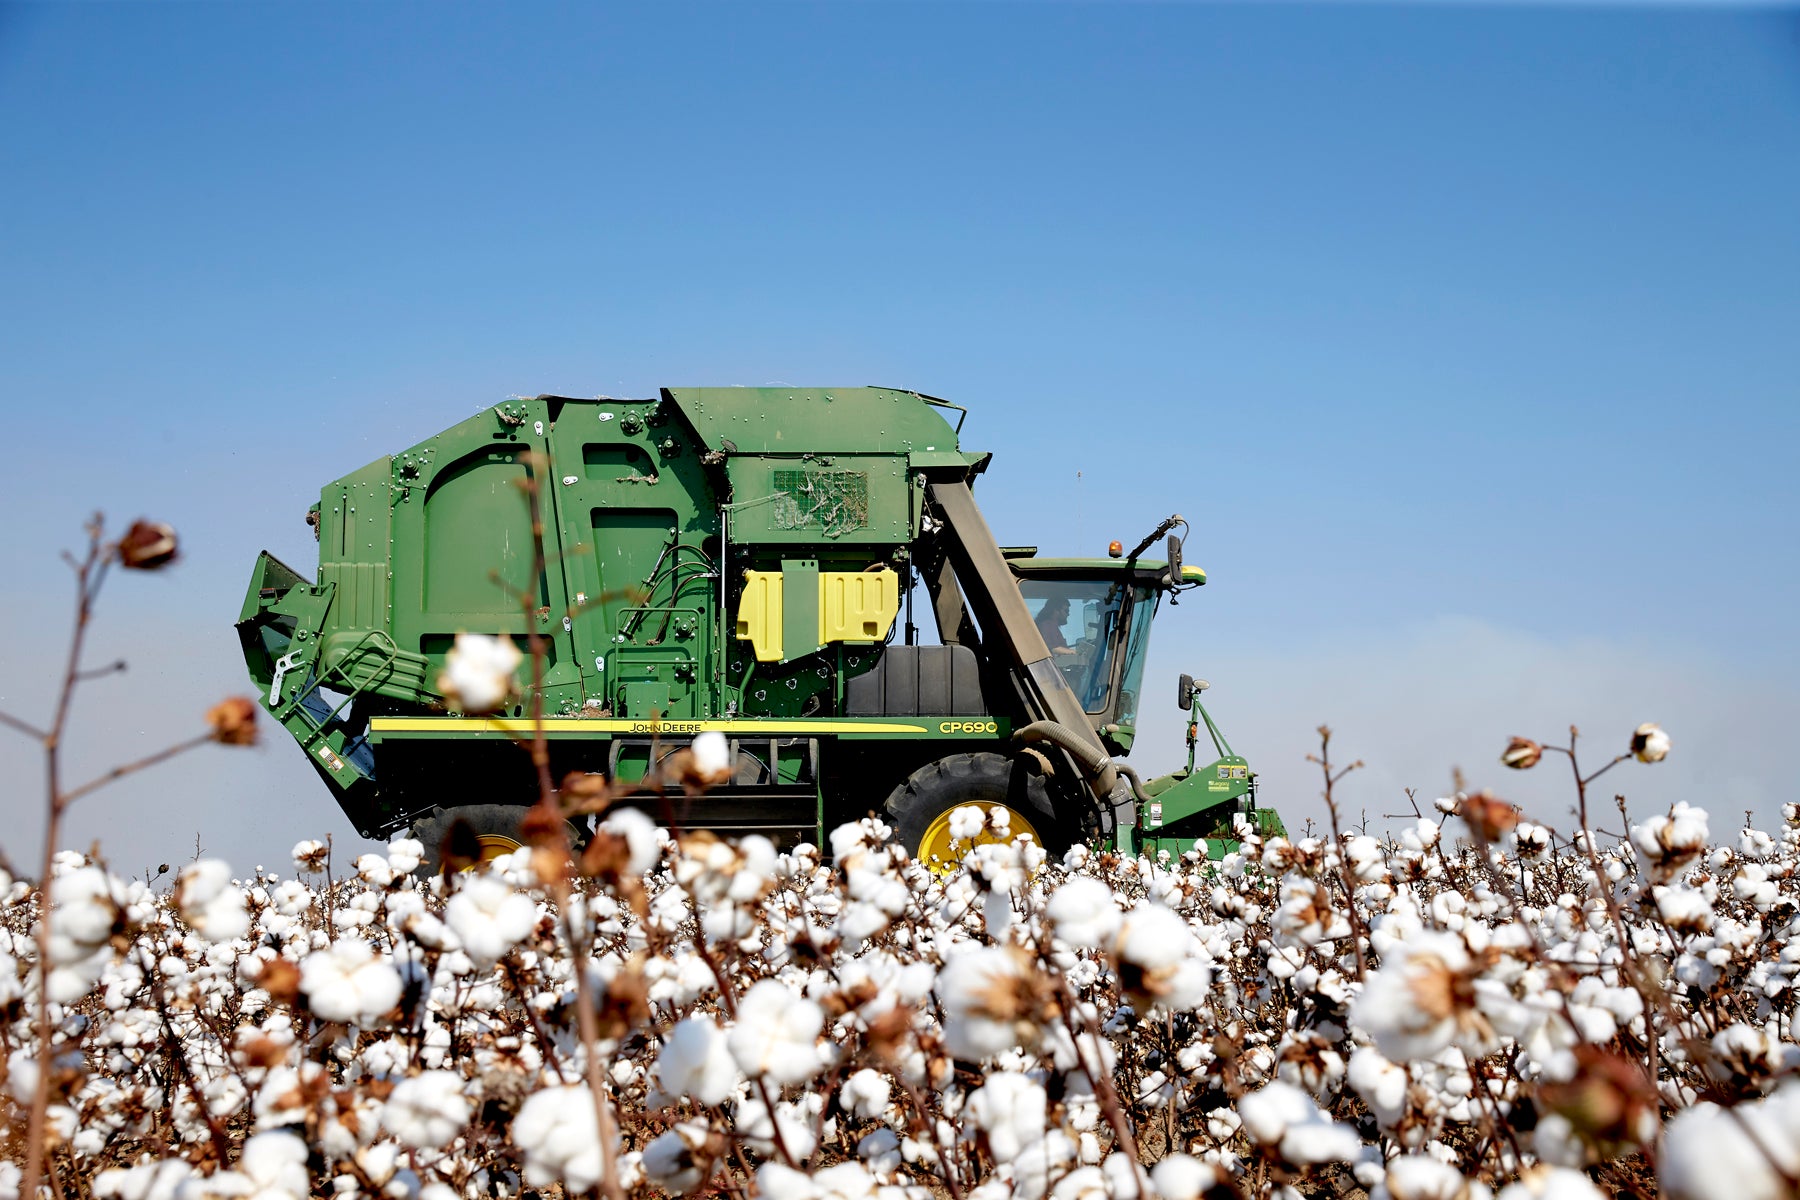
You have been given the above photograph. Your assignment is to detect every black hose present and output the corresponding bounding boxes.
[1011,720,1152,804]
[1112,761,1152,807]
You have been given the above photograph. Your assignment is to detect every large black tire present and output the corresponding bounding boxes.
[883,751,1073,861]
[408,804,584,875]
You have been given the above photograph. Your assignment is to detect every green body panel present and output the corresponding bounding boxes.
[1121,759,1256,861]
[668,386,970,457]
[237,386,1276,853]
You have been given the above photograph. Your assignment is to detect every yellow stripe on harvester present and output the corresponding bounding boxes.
[368,717,934,735]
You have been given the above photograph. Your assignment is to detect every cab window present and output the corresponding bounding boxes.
[1019,579,1126,713]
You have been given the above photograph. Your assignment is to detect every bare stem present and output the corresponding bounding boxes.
[0,708,48,740]
[25,519,110,1200]
[1308,726,1369,980]
[59,732,213,807]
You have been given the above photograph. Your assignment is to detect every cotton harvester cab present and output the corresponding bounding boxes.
[237,387,1283,866]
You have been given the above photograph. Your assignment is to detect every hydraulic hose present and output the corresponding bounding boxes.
[1012,720,1151,805]
[1111,761,1152,807]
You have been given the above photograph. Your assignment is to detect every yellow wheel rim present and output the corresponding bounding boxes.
[474,833,523,864]
[917,803,1042,876]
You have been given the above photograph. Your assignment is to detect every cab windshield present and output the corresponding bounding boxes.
[1019,578,1148,714]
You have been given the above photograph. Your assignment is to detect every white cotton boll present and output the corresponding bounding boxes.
[438,633,521,713]
[657,1016,739,1106]
[841,1068,891,1121]
[729,837,778,901]
[1739,827,1777,859]
[272,880,313,917]
[1046,877,1121,949]
[514,1085,611,1193]
[291,840,329,872]
[1631,722,1671,764]
[1240,1080,1305,1144]
[737,1098,819,1161]
[355,854,395,887]
[1381,1157,1468,1200]
[1114,903,1195,972]
[254,1064,322,1129]
[839,901,891,947]
[1343,835,1389,882]
[1532,1115,1590,1169]
[947,805,985,843]
[1711,1022,1784,1085]
[1405,819,1442,851]
[983,889,1016,939]
[444,876,536,965]
[1150,1153,1219,1200]
[239,1131,310,1200]
[1347,1047,1409,1127]
[1239,1081,1363,1165]
[642,1122,719,1195]
[176,862,250,943]
[728,979,824,1084]
[858,1129,902,1176]
[1049,1167,1107,1200]
[966,1072,1047,1161]
[173,1169,254,1200]
[1351,932,1488,1063]
[49,866,119,951]
[691,730,733,784]
[756,1164,819,1200]
[1110,901,1209,1012]
[1632,803,1709,882]
[0,952,21,1010]
[45,866,127,1002]
[380,1071,469,1150]
[300,939,403,1023]
[94,1159,194,1200]
[1497,1166,1607,1200]
[598,808,662,875]
[1012,1130,1078,1200]
[1661,1085,1800,1200]
[386,838,423,875]
[1652,887,1715,936]
[937,945,1039,1060]
[1101,1151,1149,1199]
[812,1162,877,1200]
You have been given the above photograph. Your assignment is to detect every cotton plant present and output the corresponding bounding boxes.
[11,718,1800,1199]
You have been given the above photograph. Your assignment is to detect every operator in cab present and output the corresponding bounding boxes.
[1035,596,1076,656]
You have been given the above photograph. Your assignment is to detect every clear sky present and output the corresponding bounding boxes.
[3,1,1797,875]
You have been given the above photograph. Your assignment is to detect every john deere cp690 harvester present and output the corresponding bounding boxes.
[238,388,1281,864]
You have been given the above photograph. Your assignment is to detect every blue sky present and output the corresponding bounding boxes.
[2,2,1796,871]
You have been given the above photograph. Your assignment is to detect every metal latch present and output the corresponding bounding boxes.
[269,650,303,707]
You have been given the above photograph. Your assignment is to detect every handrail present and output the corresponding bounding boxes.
[281,629,402,748]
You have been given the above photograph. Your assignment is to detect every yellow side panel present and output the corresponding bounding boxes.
[735,570,784,662]
[820,568,899,644]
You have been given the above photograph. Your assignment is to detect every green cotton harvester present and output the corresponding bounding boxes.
[237,388,1284,867]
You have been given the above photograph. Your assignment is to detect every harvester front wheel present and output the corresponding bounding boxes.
[409,804,583,874]
[885,752,1067,871]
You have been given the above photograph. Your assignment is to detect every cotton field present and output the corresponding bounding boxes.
[4,782,1800,1200]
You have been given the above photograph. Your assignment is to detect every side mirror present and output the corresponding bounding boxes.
[1166,534,1184,584]
[1178,674,1195,711]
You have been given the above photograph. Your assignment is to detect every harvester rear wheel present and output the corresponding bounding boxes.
[409,804,583,875]
[884,752,1069,871]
